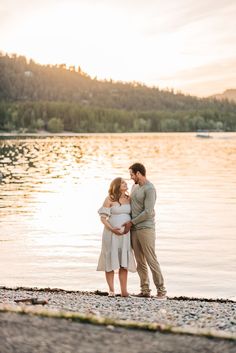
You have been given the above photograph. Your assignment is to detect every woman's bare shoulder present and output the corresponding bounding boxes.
[103,196,112,208]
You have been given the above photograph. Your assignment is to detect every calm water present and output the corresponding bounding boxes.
[0,133,236,299]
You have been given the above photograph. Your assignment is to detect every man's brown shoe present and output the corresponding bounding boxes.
[156,292,167,300]
[135,292,151,298]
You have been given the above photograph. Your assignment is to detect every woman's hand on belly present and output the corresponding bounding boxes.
[112,227,125,236]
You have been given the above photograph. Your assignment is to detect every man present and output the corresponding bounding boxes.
[123,162,167,299]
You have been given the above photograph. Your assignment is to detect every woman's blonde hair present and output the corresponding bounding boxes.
[108,177,127,203]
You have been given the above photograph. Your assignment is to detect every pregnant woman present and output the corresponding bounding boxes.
[97,177,136,297]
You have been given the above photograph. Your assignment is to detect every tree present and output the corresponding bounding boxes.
[47,117,64,133]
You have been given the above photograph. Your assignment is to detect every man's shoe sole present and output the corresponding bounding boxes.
[133,294,151,298]
[156,296,167,301]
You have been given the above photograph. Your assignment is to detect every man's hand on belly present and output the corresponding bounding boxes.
[122,221,133,234]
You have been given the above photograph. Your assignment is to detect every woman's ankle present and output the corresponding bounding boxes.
[121,290,129,297]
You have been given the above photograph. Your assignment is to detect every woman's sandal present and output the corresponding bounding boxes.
[108,291,116,297]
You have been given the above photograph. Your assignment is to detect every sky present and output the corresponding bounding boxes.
[0,0,236,97]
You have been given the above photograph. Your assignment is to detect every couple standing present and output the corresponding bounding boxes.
[97,163,167,300]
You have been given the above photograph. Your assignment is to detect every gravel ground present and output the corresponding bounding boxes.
[0,287,235,334]
[0,312,235,353]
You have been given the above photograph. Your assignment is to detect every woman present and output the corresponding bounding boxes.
[97,177,136,297]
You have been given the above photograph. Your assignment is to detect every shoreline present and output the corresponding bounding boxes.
[0,131,199,138]
[0,131,235,137]
[1,286,235,353]
[0,285,235,304]
[0,286,235,336]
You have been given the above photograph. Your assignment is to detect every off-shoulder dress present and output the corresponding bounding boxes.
[97,204,136,272]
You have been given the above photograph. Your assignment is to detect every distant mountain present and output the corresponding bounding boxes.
[211,89,236,102]
[0,52,233,112]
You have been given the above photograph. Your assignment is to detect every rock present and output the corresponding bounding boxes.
[106,325,115,330]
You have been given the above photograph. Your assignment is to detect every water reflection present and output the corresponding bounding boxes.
[0,133,236,299]
[0,139,83,185]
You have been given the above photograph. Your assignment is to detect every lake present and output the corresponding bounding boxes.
[0,132,235,299]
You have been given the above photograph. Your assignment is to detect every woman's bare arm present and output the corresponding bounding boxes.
[100,197,123,235]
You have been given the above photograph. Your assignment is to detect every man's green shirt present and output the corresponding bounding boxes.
[130,180,156,230]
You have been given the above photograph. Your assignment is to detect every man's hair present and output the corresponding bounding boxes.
[129,163,146,176]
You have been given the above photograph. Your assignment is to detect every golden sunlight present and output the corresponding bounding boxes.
[1,0,236,96]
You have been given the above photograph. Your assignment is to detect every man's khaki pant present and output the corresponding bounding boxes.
[131,228,165,294]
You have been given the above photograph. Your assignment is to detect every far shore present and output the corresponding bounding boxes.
[0,131,235,138]
[0,130,196,136]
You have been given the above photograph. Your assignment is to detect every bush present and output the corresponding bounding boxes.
[47,117,64,133]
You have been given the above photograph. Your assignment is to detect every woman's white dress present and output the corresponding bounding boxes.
[97,204,136,272]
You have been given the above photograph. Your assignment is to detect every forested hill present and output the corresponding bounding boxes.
[0,53,236,132]
[1,52,233,111]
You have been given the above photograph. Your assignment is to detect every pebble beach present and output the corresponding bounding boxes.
[0,287,235,334]
[0,287,235,353]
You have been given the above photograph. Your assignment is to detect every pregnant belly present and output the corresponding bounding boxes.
[109,214,131,228]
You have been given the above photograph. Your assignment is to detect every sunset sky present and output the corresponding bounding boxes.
[0,0,236,96]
